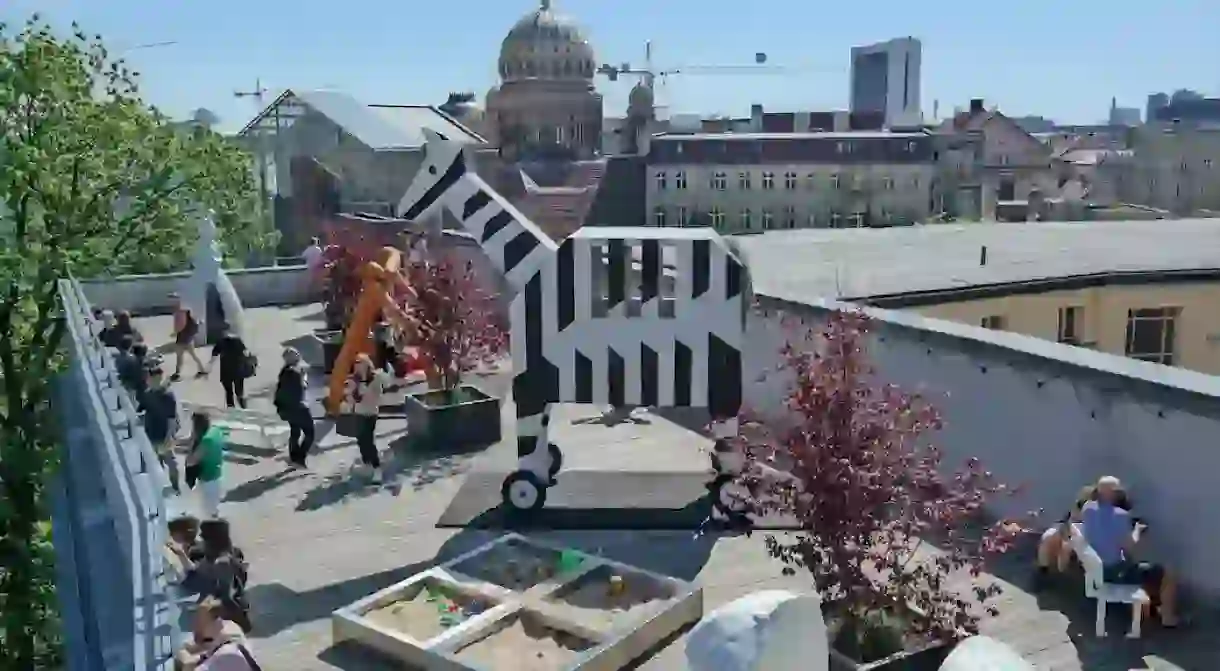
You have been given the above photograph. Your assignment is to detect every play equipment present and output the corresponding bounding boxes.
[325,246,429,415]
[396,130,749,517]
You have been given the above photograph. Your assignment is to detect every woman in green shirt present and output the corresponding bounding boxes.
[186,412,228,519]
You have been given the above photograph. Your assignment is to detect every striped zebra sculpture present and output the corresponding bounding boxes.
[397,129,749,515]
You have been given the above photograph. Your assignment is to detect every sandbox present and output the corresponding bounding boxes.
[332,533,704,670]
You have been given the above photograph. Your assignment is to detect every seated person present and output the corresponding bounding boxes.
[1035,483,1133,582]
[164,515,204,589]
[1080,476,1179,627]
[173,596,258,671]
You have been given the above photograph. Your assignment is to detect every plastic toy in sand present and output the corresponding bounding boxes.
[557,550,584,574]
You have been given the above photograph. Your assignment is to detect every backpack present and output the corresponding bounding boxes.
[239,351,258,379]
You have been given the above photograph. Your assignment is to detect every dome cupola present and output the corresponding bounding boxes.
[498,0,596,82]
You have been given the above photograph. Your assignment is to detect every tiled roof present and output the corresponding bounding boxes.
[512,160,606,241]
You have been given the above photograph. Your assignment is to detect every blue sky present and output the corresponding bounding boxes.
[4,0,1216,132]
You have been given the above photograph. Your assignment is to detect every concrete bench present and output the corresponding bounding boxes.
[182,403,290,451]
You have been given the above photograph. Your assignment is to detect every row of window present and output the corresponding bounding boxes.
[654,170,926,192]
[650,206,914,229]
[666,139,924,157]
[980,305,1180,366]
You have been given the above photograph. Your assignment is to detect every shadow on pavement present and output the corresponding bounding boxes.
[301,529,722,670]
[292,436,487,512]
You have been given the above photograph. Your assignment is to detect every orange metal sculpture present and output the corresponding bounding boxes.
[325,246,423,415]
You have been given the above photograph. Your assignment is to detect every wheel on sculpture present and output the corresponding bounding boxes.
[547,443,563,481]
[501,471,548,513]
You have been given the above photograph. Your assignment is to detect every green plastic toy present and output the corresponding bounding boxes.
[557,550,583,573]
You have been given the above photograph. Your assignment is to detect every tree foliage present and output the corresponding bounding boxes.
[317,227,385,329]
[733,309,1034,662]
[0,15,273,667]
[401,254,505,393]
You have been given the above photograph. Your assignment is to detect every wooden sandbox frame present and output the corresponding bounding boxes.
[332,533,704,670]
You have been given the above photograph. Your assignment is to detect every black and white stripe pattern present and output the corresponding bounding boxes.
[398,131,747,487]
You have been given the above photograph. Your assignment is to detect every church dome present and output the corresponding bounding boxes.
[498,1,596,82]
[628,81,655,116]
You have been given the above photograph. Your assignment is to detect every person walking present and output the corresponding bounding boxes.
[208,328,252,409]
[142,367,182,494]
[185,412,228,519]
[274,347,315,469]
[342,354,389,483]
[170,294,208,382]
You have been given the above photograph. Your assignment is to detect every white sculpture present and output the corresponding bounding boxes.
[181,209,244,343]
[685,590,829,671]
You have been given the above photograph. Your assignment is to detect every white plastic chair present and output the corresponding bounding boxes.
[1068,523,1149,638]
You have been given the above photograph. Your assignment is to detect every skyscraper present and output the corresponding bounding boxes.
[849,37,922,127]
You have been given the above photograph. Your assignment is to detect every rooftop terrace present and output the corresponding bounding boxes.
[56,254,1220,670]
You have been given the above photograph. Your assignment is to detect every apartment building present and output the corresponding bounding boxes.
[1095,124,1220,215]
[645,131,939,232]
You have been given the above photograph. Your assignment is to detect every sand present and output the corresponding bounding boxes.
[549,571,673,630]
[455,616,593,671]
[363,586,488,643]
[453,541,562,592]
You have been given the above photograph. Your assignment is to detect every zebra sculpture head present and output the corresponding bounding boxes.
[397,128,466,222]
[722,236,754,327]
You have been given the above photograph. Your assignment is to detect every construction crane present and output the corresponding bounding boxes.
[596,41,832,113]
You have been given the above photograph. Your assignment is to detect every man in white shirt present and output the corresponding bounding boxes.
[301,237,323,271]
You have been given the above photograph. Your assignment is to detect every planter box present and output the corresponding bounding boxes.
[828,638,957,671]
[313,330,343,374]
[824,600,962,671]
[332,533,703,670]
[404,384,501,449]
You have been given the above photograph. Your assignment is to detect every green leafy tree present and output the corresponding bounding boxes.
[0,15,275,667]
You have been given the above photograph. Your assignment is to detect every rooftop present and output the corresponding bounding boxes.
[653,131,930,141]
[733,219,1220,306]
[129,305,1218,670]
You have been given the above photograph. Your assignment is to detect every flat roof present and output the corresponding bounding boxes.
[652,131,928,141]
[732,219,1220,307]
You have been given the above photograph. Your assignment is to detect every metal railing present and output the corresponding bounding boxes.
[56,276,181,670]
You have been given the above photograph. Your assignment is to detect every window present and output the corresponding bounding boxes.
[653,207,666,227]
[738,171,752,190]
[655,172,667,190]
[709,206,725,229]
[981,315,1006,330]
[829,212,842,228]
[740,209,752,230]
[831,173,841,190]
[762,172,775,190]
[836,142,846,154]
[907,141,918,152]
[882,176,894,190]
[784,172,797,190]
[676,206,688,227]
[806,173,818,190]
[712,172,727,190]
[761,209,774,229]
[675,171,687,189]
[1057,306,1082,344]
[1125,307,1179,365]
[1205,159,1214,169]
[783,206,796,228]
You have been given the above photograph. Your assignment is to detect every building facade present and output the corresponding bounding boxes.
[1096,125,1220,215]
[849,37,922,127]
[645,131,939,231]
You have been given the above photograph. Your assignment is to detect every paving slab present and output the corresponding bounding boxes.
[132,305,1220,671]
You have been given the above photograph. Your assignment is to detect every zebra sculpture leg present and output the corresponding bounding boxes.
[501,373,559,512]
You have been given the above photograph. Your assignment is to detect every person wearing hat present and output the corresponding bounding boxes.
[273,347,314,469]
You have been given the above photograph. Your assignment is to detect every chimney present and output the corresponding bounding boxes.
[969,99,985,114]
[750,104,764,132]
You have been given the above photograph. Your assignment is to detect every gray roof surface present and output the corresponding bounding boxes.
[294,90,483,151]
[731,219,1220,303]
